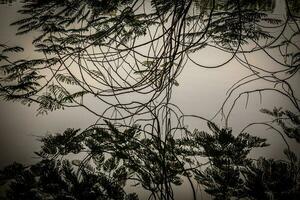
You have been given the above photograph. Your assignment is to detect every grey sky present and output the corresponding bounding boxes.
[0,1,299,199]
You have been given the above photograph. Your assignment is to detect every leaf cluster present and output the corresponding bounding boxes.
[261,108,300,143]
[0,160,138,200]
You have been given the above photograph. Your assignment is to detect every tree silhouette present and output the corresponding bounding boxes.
[0,0,299,199]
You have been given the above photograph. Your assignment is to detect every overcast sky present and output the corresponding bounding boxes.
[0,1,299,199]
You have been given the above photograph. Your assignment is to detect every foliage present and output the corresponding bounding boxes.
[0,160,138,200]
[32,121,189,198]
[261,108,300,143]
[243,153,300,200]
[187,123,268,199]
[191,122,300,200]
[0,0,300,199]
[1,121,299,199]
[0,0,288,118]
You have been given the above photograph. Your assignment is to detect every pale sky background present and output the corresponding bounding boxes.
[0,1,299,199]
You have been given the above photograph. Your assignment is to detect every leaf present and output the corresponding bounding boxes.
[55,74,78,85]
[141,60,154,67]
[103,157,118,172]
[134,69,150,74]
[172,176,183,185]
[283,149,297,163]
[207,121,220,133]
[2,46,24,53]
[173,80,179,86]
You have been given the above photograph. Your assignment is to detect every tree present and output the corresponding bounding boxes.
[0,0,299,199]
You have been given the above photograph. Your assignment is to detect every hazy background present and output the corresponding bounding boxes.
[0,1,299,199]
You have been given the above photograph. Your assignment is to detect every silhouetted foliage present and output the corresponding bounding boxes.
[190,122,300,200]
[2,121,299,199]
[261,108,300,143]
[187,123,268,199]
[243,154,300,200]
[0,0,299,199]
[0,0,288,118]
[0,159,138,200]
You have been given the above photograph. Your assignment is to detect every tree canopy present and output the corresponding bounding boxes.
[0,0,299,200]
